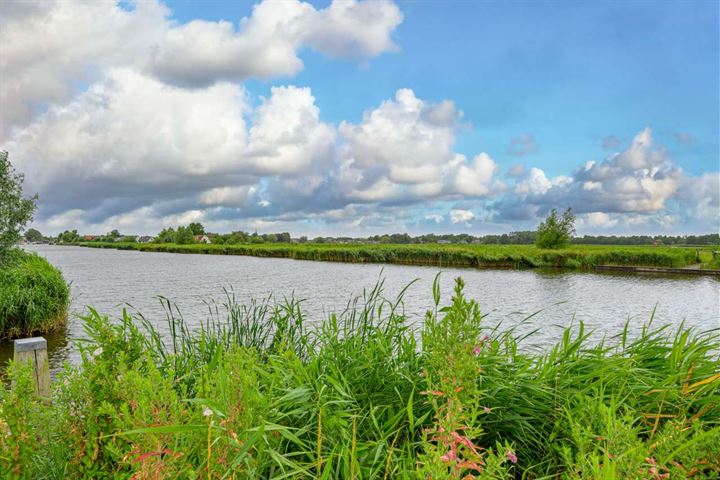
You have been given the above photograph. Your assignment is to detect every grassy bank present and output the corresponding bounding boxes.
[0,249,69,340]
[2,278,719,478]
[77,241,709,270]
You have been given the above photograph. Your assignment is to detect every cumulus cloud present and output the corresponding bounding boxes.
[1,1,716,236]
[0,0,403,138]
[496,127,715,230]
[449,209,475,225]
[337,89,503,203]
[4,69,336,223]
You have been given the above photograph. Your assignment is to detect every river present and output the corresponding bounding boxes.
[2,244,719,372]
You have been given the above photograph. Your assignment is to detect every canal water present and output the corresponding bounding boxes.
[2,244,719,373]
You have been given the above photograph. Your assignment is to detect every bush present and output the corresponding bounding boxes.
[1,278,719,478]
[536,208,576,249]
[0,249,69,339]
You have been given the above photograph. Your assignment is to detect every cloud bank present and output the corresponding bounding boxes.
[1,0,717,236]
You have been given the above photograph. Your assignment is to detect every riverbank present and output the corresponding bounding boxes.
[76,241,718,272]
[2,278,719,478]
[0,249,69,340]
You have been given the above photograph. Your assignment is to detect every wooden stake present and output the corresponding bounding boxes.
[13,337,51,398]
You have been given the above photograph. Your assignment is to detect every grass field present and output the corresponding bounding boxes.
[2,278,719,478]
[0,249,69,340]
[76,241,716,270]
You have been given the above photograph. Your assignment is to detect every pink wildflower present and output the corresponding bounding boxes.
[483,406,491,414]
[506,450,517,464]
[440,450,458,463]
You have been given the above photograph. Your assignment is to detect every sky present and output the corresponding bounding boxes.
[0,0,718,237]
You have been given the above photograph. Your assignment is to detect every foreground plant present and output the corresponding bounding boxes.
[1,277,718,479]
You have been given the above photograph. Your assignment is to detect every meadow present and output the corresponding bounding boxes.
[77,242,715,271]
[2,277,719,478]
[0,249,69,340]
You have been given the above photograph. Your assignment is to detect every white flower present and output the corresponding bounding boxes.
[203,407,213,417]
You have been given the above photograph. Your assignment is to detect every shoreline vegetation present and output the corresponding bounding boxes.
[73,241,720,272]
[2,278,719,478]
[0,249,69,340]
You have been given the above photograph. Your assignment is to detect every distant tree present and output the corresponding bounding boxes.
[188,222,205,235]
[156,227,176,243]
[535,208,575,249]
[58,229,80,243]
[109,229,120,238]
[25,228,43,242]
[0,151,37,252]
[175,226,194,244]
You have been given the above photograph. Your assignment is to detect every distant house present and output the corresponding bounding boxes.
[138,236,155,243]
[194,235,211,244]
[83,235,96,241]
[437,240,451,244]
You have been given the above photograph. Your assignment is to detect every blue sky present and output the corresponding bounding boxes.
[2,0,718,236]
[167,0,719,176]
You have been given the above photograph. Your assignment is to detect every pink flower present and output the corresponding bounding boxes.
[440,450,458,463]
[472,346,482,356]
[506,450,517,464]
[483,406,491,414]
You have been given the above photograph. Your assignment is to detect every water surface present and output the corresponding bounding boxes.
[2,245,718,372]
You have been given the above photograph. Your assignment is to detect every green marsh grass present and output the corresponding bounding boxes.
[80,241,705,271]
[1,277,718,478]
[0,249,69,339]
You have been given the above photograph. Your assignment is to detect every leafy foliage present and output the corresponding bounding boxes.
[535,207,576,249]
[1,279,719,478]
[0,151,37,253]
[24,228,43,242]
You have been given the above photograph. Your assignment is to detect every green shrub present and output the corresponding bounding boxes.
[1,278,719,478]
[0,249,69,339]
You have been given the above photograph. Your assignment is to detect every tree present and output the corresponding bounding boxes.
[156,227,176,243]
[175,226,194,244]
[25,228,43,242]
[535,208,575,249]
[58,229,80,243]
[188,222,205,235]
[0,151,37,252]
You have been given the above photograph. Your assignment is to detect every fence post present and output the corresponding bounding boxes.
[13,337,51,397]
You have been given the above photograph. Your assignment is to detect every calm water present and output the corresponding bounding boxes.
[2,245,719,372]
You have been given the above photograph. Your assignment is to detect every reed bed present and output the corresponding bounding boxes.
[0,249,69,339]
[80,241,703,270]
[1,277,719,479]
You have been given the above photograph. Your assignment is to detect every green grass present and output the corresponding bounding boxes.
[78,241,709,270]
[0,249,69,340]
[2,277,719,478]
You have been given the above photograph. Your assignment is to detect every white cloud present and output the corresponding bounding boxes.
[449,209,475,225]
[0,0,403,139]
[337,88,502,203]
[514,167,553,195]
[583,212,618,228]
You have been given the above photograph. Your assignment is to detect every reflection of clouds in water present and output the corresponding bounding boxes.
[8,245,719,373]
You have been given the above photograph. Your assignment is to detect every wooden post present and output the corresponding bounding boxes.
[13,337,51,398]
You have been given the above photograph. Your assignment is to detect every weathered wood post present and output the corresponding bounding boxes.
[13,337,50,397]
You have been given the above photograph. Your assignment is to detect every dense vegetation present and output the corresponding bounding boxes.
[79,241,708,270]
[0,249,69,339]
[65,225,719,247]
[2,278,718,478]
